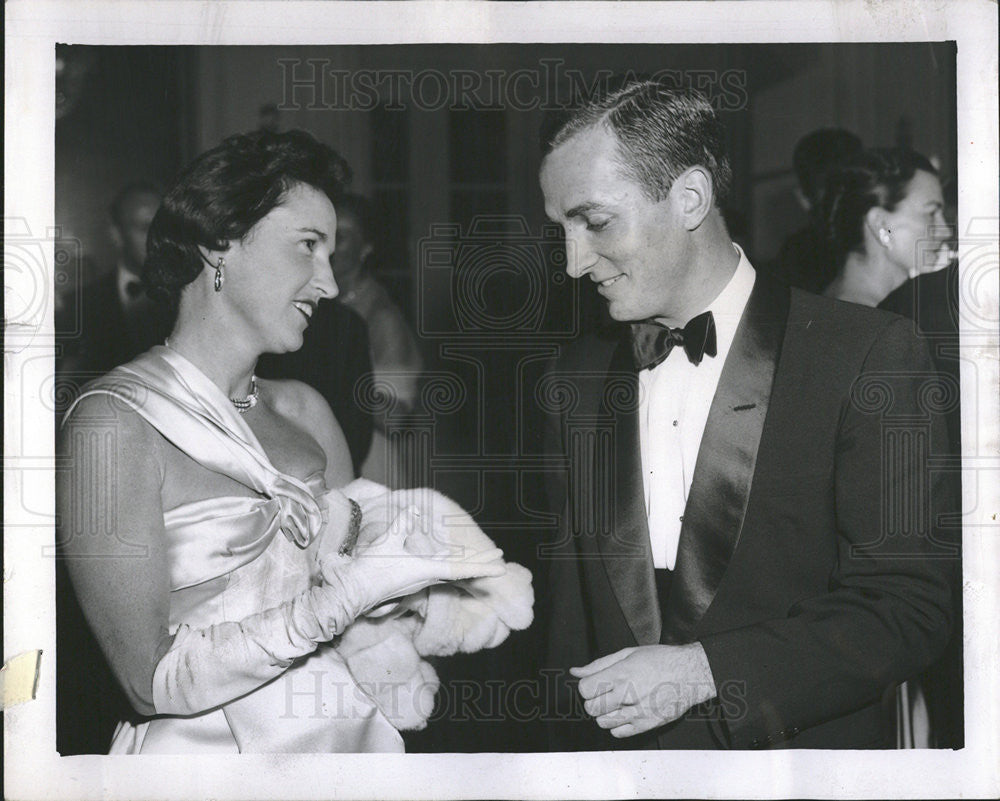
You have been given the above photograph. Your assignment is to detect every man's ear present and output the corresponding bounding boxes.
[793,186,812,214]
[675,166,714,230]
[109,223,123,250]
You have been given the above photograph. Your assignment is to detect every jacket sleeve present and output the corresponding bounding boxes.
[698,317,958,748]
[537,353,619,751]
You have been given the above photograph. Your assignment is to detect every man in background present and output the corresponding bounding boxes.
[56,183,171,377]
[325,193,424,486]
[769,128,863,292]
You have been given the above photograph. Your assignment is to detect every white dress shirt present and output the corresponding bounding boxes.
[638,246,756,570]
[116,264,143,310]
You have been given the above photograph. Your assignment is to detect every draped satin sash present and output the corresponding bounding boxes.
[66,346,325,590]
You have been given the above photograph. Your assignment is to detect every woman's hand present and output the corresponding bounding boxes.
[317,507,506,620]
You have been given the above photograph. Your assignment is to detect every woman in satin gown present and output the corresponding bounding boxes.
[56,130,504,754]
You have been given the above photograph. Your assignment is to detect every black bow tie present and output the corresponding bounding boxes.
[630,310,718,370]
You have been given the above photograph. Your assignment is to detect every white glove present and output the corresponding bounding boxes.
[316,504,507,618]
[153,511,504,716]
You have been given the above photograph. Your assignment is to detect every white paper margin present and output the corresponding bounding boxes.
[5,2,998,799]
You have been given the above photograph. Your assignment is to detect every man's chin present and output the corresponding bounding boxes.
[606,303,644,324]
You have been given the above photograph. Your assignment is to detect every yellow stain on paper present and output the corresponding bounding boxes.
[1,650,42,708]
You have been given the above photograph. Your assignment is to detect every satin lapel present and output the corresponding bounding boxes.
[663,277,790,643]
[593,335,661,646]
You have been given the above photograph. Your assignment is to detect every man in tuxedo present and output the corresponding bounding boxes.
[56,183,172,378]
[538,80,956,750]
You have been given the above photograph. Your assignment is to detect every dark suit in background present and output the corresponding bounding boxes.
[880,262,963,748]
[257,298,375,474]
[56,270,172,379]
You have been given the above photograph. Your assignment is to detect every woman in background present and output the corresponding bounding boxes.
[821,148,950,307]
[820,146,954,748]
[57,130,503,754]
[332,193,424,486]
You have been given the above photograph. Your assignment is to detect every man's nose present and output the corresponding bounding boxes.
[564,233,597,279]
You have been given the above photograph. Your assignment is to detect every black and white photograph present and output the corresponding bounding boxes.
[4,2,999,799]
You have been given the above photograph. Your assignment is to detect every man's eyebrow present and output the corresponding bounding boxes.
[565,201,606,218]
[296,227,329,240]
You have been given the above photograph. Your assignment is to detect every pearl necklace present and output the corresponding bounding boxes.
[164,338,259,413]
[230,376,260,413]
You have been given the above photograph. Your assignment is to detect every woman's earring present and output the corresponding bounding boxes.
[879,228,891,247]
[214,257,225,292]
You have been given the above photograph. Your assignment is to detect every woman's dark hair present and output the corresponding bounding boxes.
[144,129,352,311]
[820,147,937,266]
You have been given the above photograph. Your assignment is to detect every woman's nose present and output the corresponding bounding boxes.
[316,256,339,299]
[935,209,950,238]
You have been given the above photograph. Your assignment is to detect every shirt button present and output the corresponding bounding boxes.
[679,515,685,522]
[672,420,679,427]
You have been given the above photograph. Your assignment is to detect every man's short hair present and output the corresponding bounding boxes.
[109,181,161,229]
[334,193,376,245]
[540,78,732,204]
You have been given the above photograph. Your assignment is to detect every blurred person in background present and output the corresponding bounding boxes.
[820,147,956,748]
[256,289,376,477]
[770,128,863,293]
[56,182,171,376]
[821,148,949,307]
[331,193,424,487]
[879,175,962,749]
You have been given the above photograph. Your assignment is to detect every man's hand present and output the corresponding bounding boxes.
[570,643,717,738]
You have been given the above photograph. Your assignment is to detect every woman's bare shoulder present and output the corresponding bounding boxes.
[259,377,329,422]
[258,378,352,485]
[61,390,162,454]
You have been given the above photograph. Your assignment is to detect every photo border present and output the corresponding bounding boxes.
[5,2,998,799]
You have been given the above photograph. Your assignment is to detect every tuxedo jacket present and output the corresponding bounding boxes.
[541,275,957,750]
[879,262,964,748]
[56,270,171,379]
